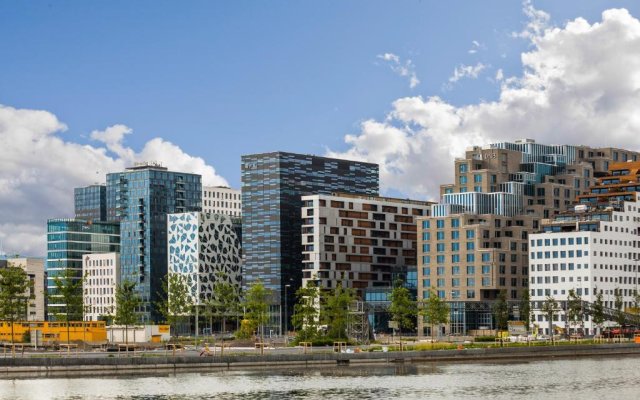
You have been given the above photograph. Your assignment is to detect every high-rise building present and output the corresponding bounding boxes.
[241,152,379,332]
[106,162,202,322]
[417,140,640,335]
[529,161,640,336]
[74,184,107,221]
[46,219,120,320]
[167,212,242,322]
[82,253,120,321]
[301,193,432,297]
[202,186,242,217]
[0,257,45,321]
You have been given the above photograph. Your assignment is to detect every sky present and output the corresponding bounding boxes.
[3,0,640,256]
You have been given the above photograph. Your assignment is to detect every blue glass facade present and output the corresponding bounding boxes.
[46,219,120,320]
[241,152,379,328]
[106,165,202,322]
[74,184,107,221]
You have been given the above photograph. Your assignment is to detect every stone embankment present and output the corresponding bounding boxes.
[1,343,639,378]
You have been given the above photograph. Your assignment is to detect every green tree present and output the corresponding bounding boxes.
[592,289,605,336]
[492,290,509,332]
[388,280,417,336]
[157,273,194,339]
[114,280,141,345]
[291,280,320,342]
[520,288,532,332]
[243,281,271,342]
[208,275,239,333]
[566,289,583,336]
[0,264,30,344]
[541,296,558,344]
[49,268,85,345]
[614,287,626,327]
[419,288,449,340]
[322,283,355,340]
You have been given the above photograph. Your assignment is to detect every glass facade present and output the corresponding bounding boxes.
[74,184,107,221]
[46,219,120,320]
[241,152,378,329]
[106,165,202,322]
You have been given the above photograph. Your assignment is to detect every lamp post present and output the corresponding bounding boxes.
[284,284,291,342]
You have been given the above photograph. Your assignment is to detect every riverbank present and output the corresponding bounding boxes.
[0,342,639,378]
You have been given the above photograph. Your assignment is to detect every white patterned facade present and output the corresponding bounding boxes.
[167,212,242,307]
[202,186,242,217]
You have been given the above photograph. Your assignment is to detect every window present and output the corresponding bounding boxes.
[423,267,431,276]
[466,278,475,286]
[437,243,445,252]
[452,266,460,275]
[466,230,475,239]
[437,267,445,275]
[451,255,460,263]
[482,265,491,274]
[422,221,430,229]
[422,244,431,252]
[466,254,475,262]
[437,220,445,229]
[451,219,460,228]
[459,176,468,185]
[422,279,431,287]
[459,163,468,173]
[466,265,475,274]
[474,174,482,183]
[451,243,460,251]
[451,231,460,239]
[452,278,460,287]
[467,242,475,250]
[422,232,430,240]
[422,256,431,264]
[481,253,490,262]
[437,231,445,240]
[482,277,491,287]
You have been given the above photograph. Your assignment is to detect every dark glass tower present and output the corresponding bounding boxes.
[106,163,202,322]
[74,184,107,221]
[46,219,120,320]
[241,152,379,332]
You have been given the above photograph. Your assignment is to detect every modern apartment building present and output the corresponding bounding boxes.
[301,193,432,297]
[418,140,639,335]
[167,212,242,315]
[202,186,242,217]
[529,163,640,336]
[74,184,107,221]
[0,257,45,321]
[106,162,202,323]
[83,253,120,321]
[46,219,120,320]
[241,152,379,332]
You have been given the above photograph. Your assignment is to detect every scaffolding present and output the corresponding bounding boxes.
[347,300,370,344]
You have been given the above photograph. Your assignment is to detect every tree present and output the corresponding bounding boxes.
[0,265,30,344]
[291,280,320,342]
[321,282,355,340]
[49,268,85,345]
[592,289,605,336]
[419,288,449,341]
[566,289,583,336]
[157,273,194,339]
[207,275,239,333]
[114,280,141,345]
[541,296,558,344]
[243,281,271,342]
[492,290,509,332]
[520,289,532,332]
[388,280,417,337]
[614,287,626,328]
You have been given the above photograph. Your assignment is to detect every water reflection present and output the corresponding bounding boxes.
[2,356,639,400]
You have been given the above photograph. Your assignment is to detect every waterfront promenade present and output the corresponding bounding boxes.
[0,342,638,378]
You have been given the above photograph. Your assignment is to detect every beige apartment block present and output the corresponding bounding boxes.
[0,257,45,321]
[82,253,120,321]
[301,193,433,297]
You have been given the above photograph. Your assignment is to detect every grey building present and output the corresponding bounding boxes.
[241,152,379,333]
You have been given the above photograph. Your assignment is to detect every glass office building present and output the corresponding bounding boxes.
[241,152,379,332]
[106,163,202,322]
[74,184,107,221]
[46,219,120,320]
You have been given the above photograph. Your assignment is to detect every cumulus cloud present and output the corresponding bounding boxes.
[449,62,488,83]
[468,40,484,54]
[513,0,551,39]
[377,53,421,88]
[0,105,227,256]
[329,7,640,202]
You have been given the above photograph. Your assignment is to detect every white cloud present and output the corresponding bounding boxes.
[495,68,504,81]
[377,53,421,89]
[513,0,551,39]
[468,40,484,54]
[330,7,640,202]
[449,62,487,83]
[0,105,227,256]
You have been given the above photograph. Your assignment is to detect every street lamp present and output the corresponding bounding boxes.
[284,284,291,341]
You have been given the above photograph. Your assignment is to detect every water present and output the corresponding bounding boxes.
[1,356,639,400]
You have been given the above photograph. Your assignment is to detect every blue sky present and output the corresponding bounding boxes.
[4,0,640,255]
[2,0,637,187]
